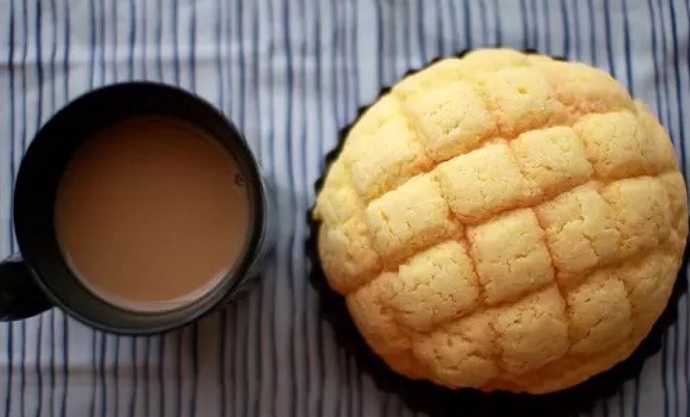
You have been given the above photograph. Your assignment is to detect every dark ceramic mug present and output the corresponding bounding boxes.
[0,82,273,334]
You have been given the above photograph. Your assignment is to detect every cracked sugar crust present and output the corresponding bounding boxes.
[313,49,689,393]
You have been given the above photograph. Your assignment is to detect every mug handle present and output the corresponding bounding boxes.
[0,254,53,320]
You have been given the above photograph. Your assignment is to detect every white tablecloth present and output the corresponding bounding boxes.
[1,1,689,416]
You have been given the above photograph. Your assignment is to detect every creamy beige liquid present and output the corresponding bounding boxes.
[54,116,250,312]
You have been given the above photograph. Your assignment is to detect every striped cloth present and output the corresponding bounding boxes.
[1,0,689,416]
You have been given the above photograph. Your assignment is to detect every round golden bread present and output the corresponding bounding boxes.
[313,48,688,394]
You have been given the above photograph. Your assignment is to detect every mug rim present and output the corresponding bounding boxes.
[13,81,267,334]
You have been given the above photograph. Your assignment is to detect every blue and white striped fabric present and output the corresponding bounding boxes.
[1,0,690,416]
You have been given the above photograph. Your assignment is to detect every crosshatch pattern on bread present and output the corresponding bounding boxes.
[313,49,688,394]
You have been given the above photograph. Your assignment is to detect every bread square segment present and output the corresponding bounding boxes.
[475,67,566,137]
[404,81,497,162]
[314,162,364,226]
[566,273,632,354]
[365,174,460,264]
[511,126,593,197]
[345,114,432,200]
[413,313,499,388]
[318,215,381,294]
[574,111,650,180]
[616,251,679,341]
[386,240,480,332]
[601,177,672,258]
[635,102,677,172]
[345,94,404,140]
[527,59,634,117]
[467,208,555,305]
[535,183,620,279]
[493,286,569,374]
[435,143,538,224]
